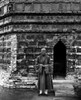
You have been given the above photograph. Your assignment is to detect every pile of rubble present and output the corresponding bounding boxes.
[0,69,10,87]
[0,69,37,89]
[7,75,37,89]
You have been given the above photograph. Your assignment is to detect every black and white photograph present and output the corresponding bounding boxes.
[0,0,81,100]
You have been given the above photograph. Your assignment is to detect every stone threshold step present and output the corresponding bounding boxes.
[8,79,74,86]
[53,80,74,84]
[16,79,74,83]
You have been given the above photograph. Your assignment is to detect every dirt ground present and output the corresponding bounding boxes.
[0,82,79,100]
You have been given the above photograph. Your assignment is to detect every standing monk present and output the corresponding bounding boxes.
[35,48,55,95]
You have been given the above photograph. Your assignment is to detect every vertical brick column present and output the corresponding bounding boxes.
[10,34,17,72]
[0,34,17,74]
[74,35,81,75]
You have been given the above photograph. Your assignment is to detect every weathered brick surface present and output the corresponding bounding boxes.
[0,0,81,88]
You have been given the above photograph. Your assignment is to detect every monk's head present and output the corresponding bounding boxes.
[41,47,46,55]
[23,55,26,59]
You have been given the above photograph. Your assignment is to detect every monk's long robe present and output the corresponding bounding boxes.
[35,54,54,93]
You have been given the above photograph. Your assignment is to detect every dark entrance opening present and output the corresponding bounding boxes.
[53,40,66,78]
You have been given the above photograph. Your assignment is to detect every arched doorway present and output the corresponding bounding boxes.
[53,40,66,78]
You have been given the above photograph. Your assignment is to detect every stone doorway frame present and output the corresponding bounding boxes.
[53,39,67,78]
[46,33,77,77]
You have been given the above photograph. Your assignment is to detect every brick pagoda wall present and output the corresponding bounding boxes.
[0,34,17,73]
[1,0,81,79]
[16,33,78,77]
